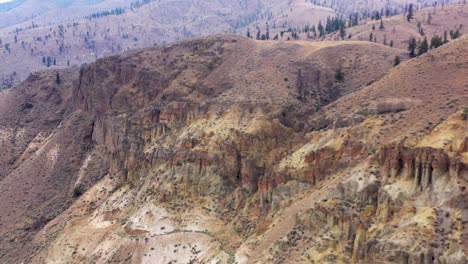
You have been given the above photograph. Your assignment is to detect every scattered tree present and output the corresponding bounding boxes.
[393,56,401,66]
[408,36,417,57]
[430,35,444,49]
[335,67,345,81]
[418,37,429,55]
[339,24,346,40]
[407,4,414,22]
[55,72,61,84]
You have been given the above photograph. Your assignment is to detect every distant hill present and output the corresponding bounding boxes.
[0,0,129,29]
[0,0,464,88]
[322,3,467,50]
[0,0,335,85]
[0,0,27,13]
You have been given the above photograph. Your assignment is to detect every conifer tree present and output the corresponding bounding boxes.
[407,4,414,22]
[335,67,345,81]
[55,72,61,84]
[408,36,417,57]
[418,37,429,55]
[393,56,401,66]
[339,25,346,40]
[430,35,443,49]
[318,21,324,37]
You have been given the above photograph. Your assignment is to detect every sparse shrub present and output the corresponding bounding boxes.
[374,100,410,115]
[462,107,468,120]
[73,185,84,198]
[23,102,34,109]
[335,67,345,81]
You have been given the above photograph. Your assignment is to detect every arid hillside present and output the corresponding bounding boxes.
[0,0,335,86]
[323,4,467,50]
[0,0,132,29]
[0,31,466,264]
[2,0,462,87]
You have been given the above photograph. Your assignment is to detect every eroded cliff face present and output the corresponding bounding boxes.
[263,117,467,264]
[0,35,466,263]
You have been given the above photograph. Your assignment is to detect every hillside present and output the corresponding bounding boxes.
[243,34,468,263]
[0,0,132,29]
[0,0,335,86]
[323,4,467,51]
[2,0,462,87]
[0,33,466,263]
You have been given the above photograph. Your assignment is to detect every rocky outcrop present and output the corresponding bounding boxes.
[379,145,466,192]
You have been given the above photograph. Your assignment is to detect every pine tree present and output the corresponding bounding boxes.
[335,67,345,81]
[451,29,461,39]
[375,11,381,20]
[379,19,385,30]
[393,56,401,66]
[430,35,443,49]
[418,37,429,55]
[339,25,346,40]
[266,23,270,40]
[407,4,414,22]
[318,21,324,37]
[408,36,417,57]
[55,72,61,84]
